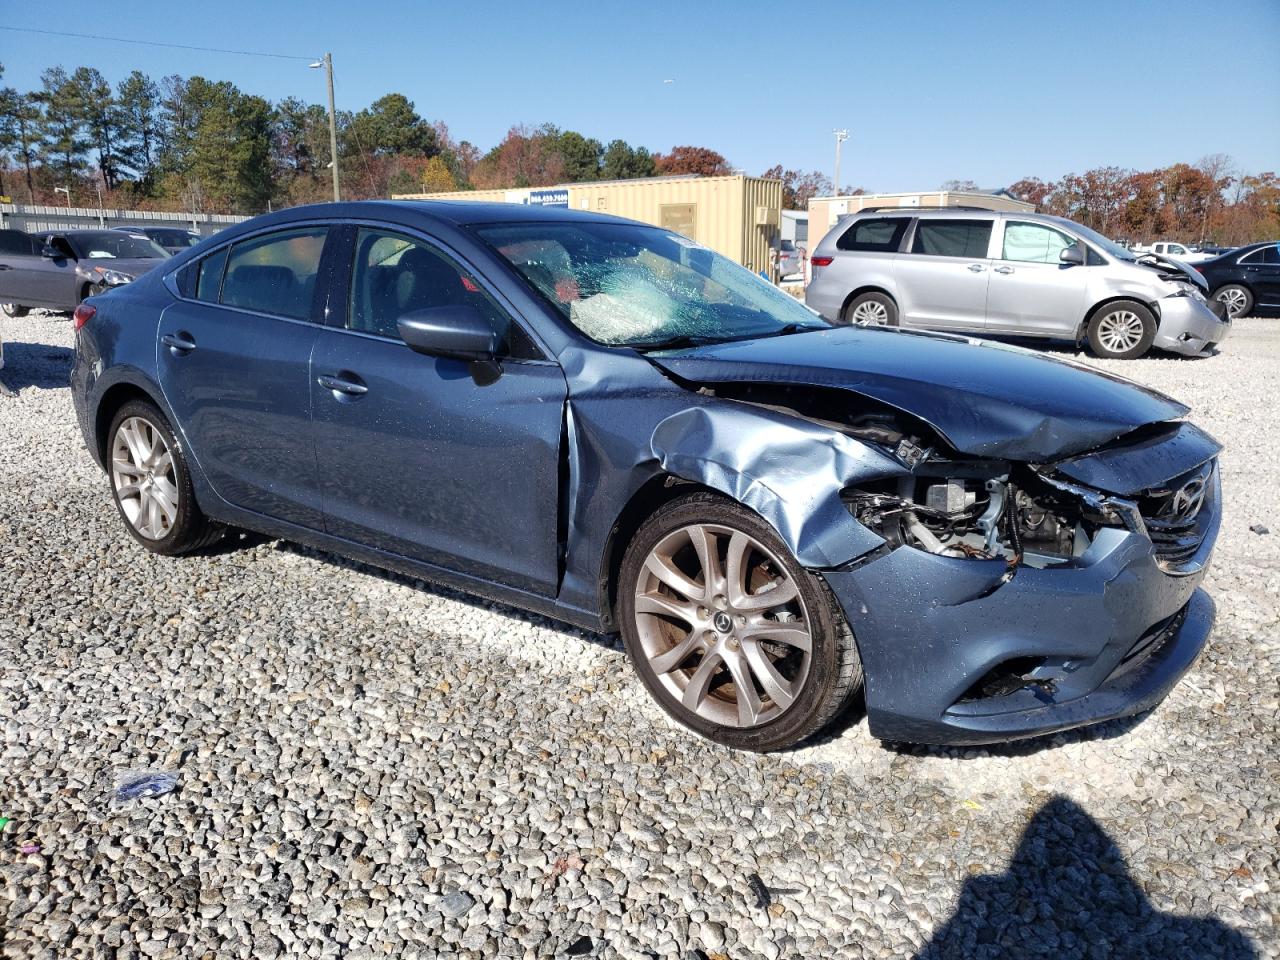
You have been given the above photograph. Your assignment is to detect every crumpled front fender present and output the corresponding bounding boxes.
[649,404,904,567]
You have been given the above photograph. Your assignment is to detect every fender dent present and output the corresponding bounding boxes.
[649,405,903,567]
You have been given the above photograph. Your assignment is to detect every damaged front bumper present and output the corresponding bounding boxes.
[1154,295,1231,356]
[823,468,1219,745]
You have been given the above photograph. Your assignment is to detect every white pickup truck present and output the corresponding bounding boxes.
[1130,241,1215,263]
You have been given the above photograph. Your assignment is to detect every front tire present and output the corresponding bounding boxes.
[1087,300,1156,359]
[619,492,863,752]
[1213,284,1252,319]
[107,399,221,555]
[2,303,29,318]
[843,291,898,327]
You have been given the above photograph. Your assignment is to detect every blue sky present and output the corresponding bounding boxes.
[2,0,1277,190]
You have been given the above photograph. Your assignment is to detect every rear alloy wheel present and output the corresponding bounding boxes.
[108,399,220,555]
[844,291,897,327]
[2,303,29,318]
[1213,284,1252,319]
[620,492,862,752]
[1087,301,1156,359]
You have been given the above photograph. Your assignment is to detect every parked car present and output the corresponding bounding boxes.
[0,229,169,317]
[771,239,803,280]
[1194,240,1280,318]
[71,201,1220,751]
[806,209,1230,359]
[1131,240,1215,264]
[113,225,202,256]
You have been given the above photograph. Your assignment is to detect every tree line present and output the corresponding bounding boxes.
[996,159,1278,245]
[2,60,1274,244]
[0,60,696,214]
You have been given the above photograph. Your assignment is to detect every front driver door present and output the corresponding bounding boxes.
[310,225,567,597]
[985,220,1089,337]
[156,226,331,529]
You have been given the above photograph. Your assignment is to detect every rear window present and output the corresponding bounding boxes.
[836,217,909,252]
[1240,244,1279,265]
[910,219,993,258]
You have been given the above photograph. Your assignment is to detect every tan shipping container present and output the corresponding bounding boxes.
[396,174,783,275]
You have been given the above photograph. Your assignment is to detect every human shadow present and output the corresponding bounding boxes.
[915,795,1257,959]
[0,342,73,392]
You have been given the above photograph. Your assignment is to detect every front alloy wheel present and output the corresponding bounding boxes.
[1087,300,1156,359]
[620,492,862,751]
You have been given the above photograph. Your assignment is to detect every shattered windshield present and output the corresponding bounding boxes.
[475,221,829,348]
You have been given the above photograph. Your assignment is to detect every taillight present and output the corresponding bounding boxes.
[73,303,96,330]
[810,256,834,267]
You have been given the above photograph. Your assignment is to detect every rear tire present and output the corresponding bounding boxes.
[2,303,29,318]
[1213,284,1252,319]
[107,399,221,555]
[619,491,863,752]
[1087,300,1156,359]
[843,291,898,327]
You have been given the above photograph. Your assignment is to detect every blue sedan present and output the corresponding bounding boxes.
[71,201,1221,751]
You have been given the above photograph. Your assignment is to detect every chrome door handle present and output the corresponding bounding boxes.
[317,373,368,397]
[993,265,1014,274]
[967,264,985,272]
[161,332,196,354]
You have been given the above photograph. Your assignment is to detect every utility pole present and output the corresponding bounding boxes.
[833,129,849,197]
[311,53,341,202]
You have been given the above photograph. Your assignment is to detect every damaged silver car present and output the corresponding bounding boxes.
[70,202,1221,751]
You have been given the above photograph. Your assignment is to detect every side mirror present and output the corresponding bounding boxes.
[41,244,61,259]
[397,305,497,362]
[1059,243,1085,266]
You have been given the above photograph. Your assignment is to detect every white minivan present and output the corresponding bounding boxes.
[805,209,1231,359]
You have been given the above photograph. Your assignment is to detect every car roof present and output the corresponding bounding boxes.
[274,199,637,228]
[847,207,1034,220]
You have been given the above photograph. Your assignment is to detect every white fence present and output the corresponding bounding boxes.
[0,204,250,236]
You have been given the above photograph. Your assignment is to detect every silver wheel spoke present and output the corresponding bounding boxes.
[644,552,705,603]
[724,531,752,606]
[735,576,799,612]
[121,421,151,466]
[743,641,796,710]
[115,481,144,500]
[650,632,703,674]
[152,480,179,524]
[687,525,722,595]
[112,460,145,478]
[681,652,722,712]
[634,591,697,625]
[723,653,763,726]
[740,620,812,651]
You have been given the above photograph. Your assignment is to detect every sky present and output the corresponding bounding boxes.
[2,0,1278,191]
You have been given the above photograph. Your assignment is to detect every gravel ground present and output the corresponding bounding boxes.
[1,312,1276,959]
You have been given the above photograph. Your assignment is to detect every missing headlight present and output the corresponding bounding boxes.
[847,468,1094,567]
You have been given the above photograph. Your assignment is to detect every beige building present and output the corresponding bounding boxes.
[807,190,1034,249]
[395,174,783,276]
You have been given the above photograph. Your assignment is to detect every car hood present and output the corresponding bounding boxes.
[1132,254,1209,291]
[649,326,1189,461]
[81,257,166,280]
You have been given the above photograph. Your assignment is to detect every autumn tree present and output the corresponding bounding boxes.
[1008,176,1055,209]
[421,154,456,192]
[653,145,730,176]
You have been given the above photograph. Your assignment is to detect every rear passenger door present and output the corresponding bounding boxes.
[1239,243,1280,306]
[892,217,994,331]
[985,220,1089,337]
[156,226,333,530]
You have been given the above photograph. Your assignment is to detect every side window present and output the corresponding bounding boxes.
[196,247,229,302]
[836,217,909,252]
[1001,222,1075,264]
[349,228,540,360]
[1168,244,1188,256]
[220,228,327,320]
[909,219,993,258]
[1241,245,1280,265]
[0,230,36,256]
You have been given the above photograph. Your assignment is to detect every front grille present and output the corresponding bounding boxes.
[1137,462,1215,567]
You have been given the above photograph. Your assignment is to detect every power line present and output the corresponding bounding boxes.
[0,26,315,62]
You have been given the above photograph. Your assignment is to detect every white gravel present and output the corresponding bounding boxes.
[1,312,1276,959]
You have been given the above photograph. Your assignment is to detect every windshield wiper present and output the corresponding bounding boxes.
[630,334,729,352]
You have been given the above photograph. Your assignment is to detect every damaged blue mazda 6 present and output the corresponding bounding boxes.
[70,201,1221,751]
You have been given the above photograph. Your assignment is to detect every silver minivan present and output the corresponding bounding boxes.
[805,209,1231,359]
